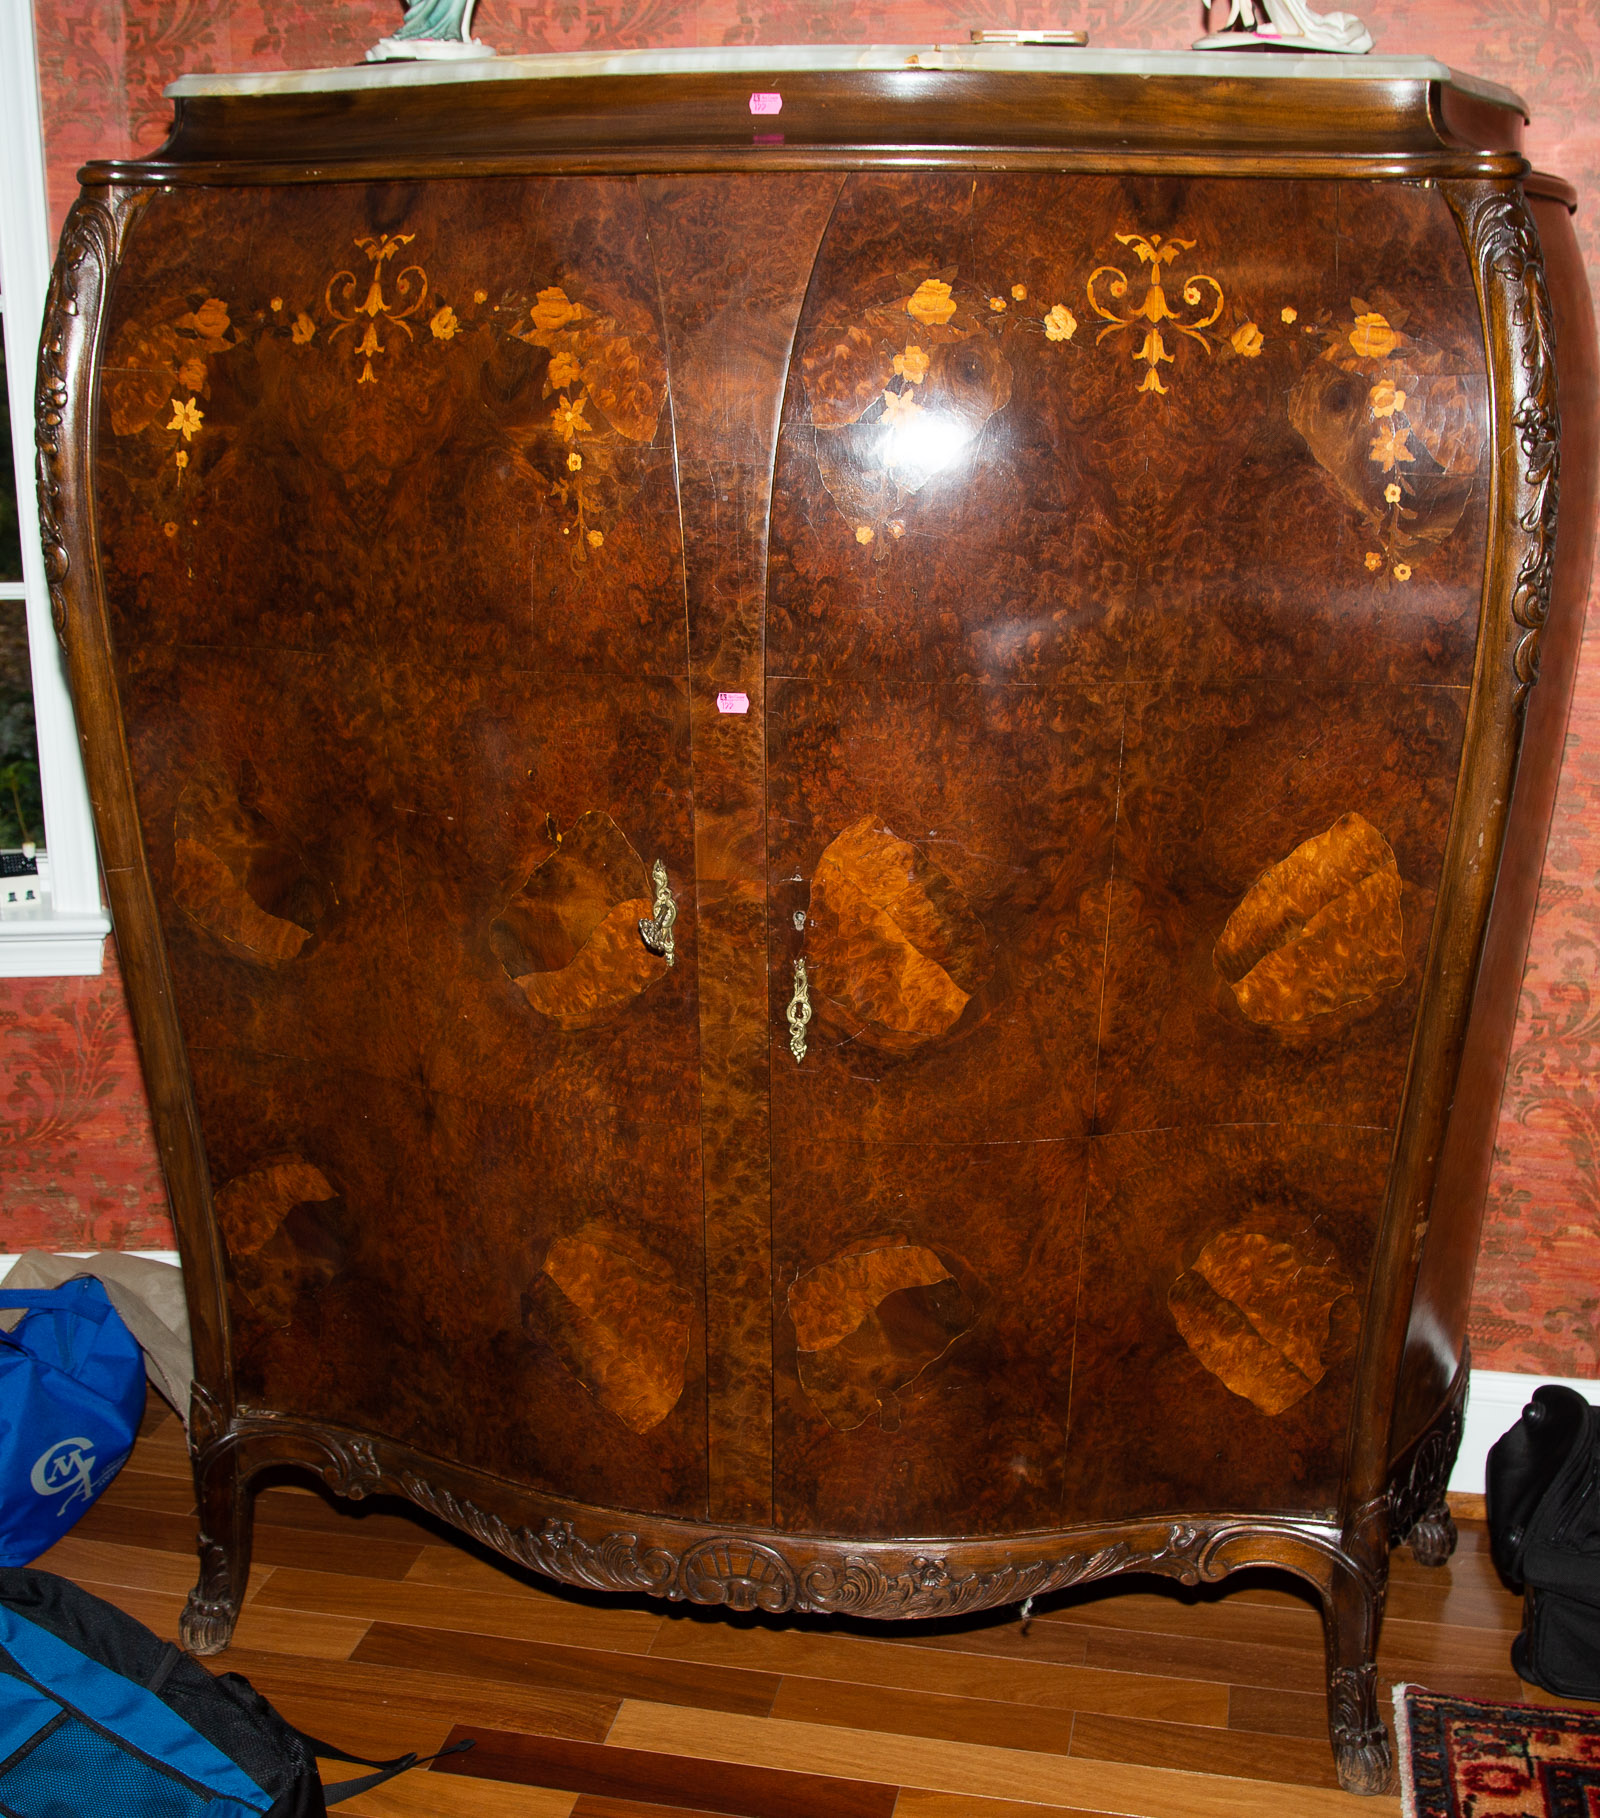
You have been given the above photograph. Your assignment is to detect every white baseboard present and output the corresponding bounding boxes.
[0,1254,1578,1501]
[0,1251,180,1277]
[1451,1368,1600,1496]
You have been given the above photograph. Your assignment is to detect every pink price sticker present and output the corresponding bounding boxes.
[748,91,783,115]
[716,691,751,715]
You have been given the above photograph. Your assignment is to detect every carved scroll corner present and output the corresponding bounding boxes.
[1447,182,1561,704]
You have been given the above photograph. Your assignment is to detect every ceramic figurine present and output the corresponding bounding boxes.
[367,0,493,63]
[1195,0,1374,54]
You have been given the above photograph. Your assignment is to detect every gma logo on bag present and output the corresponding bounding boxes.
[30,1437,103,1517]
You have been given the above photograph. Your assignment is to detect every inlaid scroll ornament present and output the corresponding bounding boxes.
[799,273,1078,548]
[1289,294,1488,587]
[1169,1227,1357,1415]
[173,764,329,966]
[1213,813,1406,1031]
[325,234,429,385]
[1087,232,1224,396]
[1445,184,1560,698]
[490,811,671,1028]
[787,1235,978,1431]
[524,1221,692,1434]
[804,816,993,1055]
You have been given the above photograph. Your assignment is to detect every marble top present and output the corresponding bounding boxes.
[167,46,1527,116]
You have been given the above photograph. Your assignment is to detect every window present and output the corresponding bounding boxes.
[0,0,109,974]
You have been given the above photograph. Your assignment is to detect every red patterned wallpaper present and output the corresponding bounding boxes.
[8,0,1599,1375]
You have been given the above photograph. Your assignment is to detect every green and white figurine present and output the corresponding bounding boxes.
[367,0,493,62]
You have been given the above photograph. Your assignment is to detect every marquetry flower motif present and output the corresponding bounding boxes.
[1369,379,1406,419]
[587,529,604,547]
[1365,552,1383,572]
[893,344,929,385]
[271,297,283,312]
[1231,321,1264,358]
[1349,311,1399,358]
[1011,284,1027,301]
[1393,563,1412,581]
[163,522,178,539]
[175,451,189,470]
[547,351,582,389]
[1370,422,1415,472]
[1044,304,1077,342]
[989,296,1007,312]
[292,312,316,345]
[429,305,459,341]
[531,286,582,332]
[567,452,583,471]
[166,398,203,441]
[907,280,957,326]
[880,387,923,427]
[856,525,875,544]
[190,298,232,342]
[474,289,487,303]
[1281,306,1297,324]
[1384,482,1402,504]
[177,357,208,392]
[551,393,593,442]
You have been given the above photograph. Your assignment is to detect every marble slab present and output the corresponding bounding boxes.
[166,45,1526,116]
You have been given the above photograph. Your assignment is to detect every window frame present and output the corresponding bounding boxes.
[0,0,110,976]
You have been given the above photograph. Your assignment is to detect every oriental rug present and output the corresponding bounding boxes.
[1396,1683,1600,1818]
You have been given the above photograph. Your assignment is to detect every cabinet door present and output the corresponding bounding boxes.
[764,173,1488,1535]
[97,176,707,1516]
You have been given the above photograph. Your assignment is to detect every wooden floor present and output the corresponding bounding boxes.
[34,1395,1590,1818]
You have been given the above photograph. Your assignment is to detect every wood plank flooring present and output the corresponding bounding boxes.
[33,1396,1591,1818]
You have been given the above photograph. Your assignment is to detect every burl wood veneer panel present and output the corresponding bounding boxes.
[762,171,1487,1532]
[96,176,709,1517]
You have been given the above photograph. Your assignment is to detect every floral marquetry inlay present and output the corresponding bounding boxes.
[1087,231,1225,395]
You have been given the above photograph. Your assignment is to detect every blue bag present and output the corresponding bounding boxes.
[0,1280,145,1565]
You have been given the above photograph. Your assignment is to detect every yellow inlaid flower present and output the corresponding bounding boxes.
[907,280,957,326]
[163,522,178,539]
[588,529,604,547]
[893,344,929,385]
[551,393,592,442]
[567,451,583,471]
[1281,306,1297,324]
[880,387,923,427]
[1384,482,1402,504]
[430,305,459,340]
[191,298,231,341]
[177,357,207,392]
[175,450,189,470]
[547,351,582,390]
[989,296,1007,312]
[1231,321,1264,358]
[270,297,283,312]
[292,312,316,345]
[1044,304,1077,342]
[531,286,582,332]
[1370,422,1415,471]
[1011,284,1027,301]
[856,525,875,544]
[166,398,203,441]
[1365,552,1384,572]
[1393,563,1412,581]
[1369,379,1407,419]
[474,289,487,303]
[1350,311,1399,358]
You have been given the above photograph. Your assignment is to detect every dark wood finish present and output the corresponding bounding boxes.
[40,63,1595,1799]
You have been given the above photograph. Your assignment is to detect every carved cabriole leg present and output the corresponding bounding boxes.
[1323,1508,1393,1796]
[179,1386,255,1656]
[1391,1360,1468,1568]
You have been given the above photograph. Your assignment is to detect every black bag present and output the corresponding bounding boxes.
[0,1568,470,1815]
[1486,1383,1600,1698]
